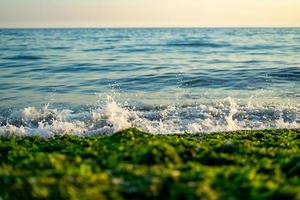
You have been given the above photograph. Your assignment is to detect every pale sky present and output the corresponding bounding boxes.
[0,0,300,27]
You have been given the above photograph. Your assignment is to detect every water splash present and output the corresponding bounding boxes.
[0,96,299,137]
[225,97,238,131]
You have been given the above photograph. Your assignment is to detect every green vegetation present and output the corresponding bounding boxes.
[1,128,300,200]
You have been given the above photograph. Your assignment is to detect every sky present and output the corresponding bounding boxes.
[0,0,300,27]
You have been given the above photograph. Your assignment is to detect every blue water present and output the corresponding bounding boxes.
[0,28,299,135]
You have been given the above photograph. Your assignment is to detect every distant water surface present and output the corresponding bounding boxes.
[0,28,299,136]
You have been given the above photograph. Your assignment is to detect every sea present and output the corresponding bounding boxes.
[0,28,299,136]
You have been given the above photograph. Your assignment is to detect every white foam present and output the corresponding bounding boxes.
[0,96,299,137]
[0,124,26,136]
[103,97,132,132]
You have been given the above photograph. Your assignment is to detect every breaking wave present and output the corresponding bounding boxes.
[0,96,298,138]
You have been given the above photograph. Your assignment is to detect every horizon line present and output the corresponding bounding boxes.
[1,26,300,29]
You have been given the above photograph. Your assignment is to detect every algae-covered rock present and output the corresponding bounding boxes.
[0,128,300,199]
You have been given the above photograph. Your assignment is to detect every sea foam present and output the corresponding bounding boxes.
[0,96,299,137]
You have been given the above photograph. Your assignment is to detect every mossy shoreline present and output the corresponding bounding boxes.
[1,128,300,200]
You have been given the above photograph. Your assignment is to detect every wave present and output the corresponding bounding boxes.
[237,44,282,50]
[0,96,299,137]
[82,47,114,52]
[49,46,71,50]
[4,55,43,61]
[166,40,230,48]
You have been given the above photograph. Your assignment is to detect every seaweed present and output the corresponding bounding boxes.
[0,128,300,199]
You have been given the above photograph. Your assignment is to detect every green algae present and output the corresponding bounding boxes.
[0,128,300,200]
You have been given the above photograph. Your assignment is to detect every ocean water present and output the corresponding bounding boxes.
[0,28,299,136]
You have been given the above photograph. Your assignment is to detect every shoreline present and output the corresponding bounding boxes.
[1,127,299,137]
